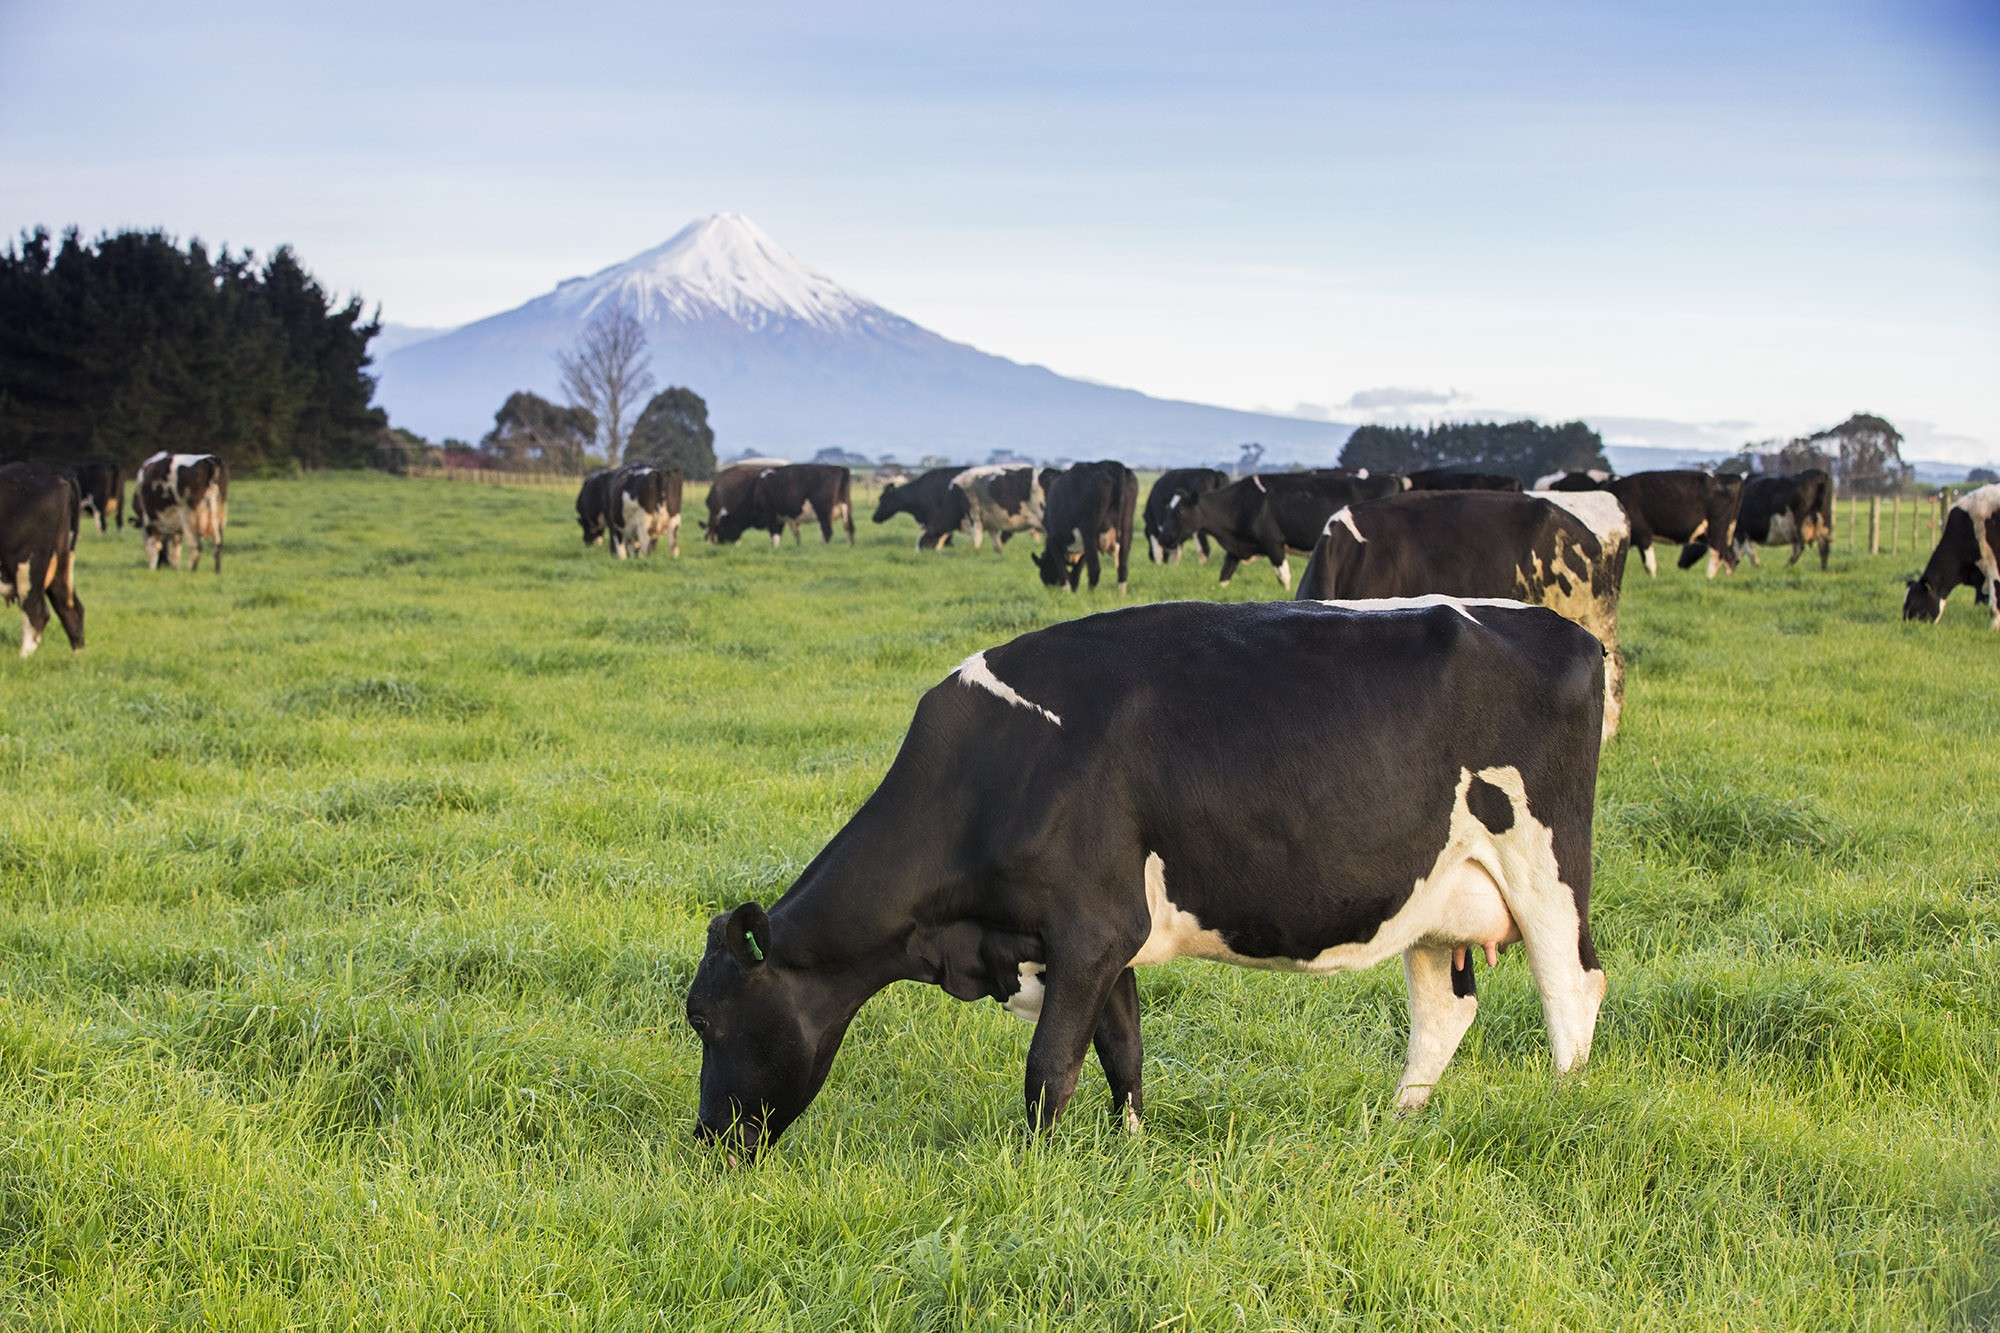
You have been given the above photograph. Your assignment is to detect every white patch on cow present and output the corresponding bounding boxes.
[1396,945,1478,1113]
[1124,1105,1143,1134]
[1687,519,1708,542]
[954,651,1063,726]
[1765,512,1799,547]
[1311,593,1526,624]
[617,493,649,558]
[1002,962,1045,1022]
[1528,491,1628,547]
[1641,546,1658,577]
[1330,505,1366,544]
[1274,558,1291,590]
[1353,468,1369,479]
[1252,476,1266,493]
[1167,494,1182,510]
[1706,549,1722,580]
[1148,534,1164,563]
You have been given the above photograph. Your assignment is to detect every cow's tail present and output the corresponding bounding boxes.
[840,469,855,544]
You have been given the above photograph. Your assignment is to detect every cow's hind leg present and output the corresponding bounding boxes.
[1396,944,1478,1113]
[1092,968,1144,1132]
[16,557,49,657]
[48,547,83,650]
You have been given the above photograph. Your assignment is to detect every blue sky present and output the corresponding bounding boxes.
[4,0,1997,460]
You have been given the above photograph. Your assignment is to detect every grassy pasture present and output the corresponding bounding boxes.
[1,471,1995,1330]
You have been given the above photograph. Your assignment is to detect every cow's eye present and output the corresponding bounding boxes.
[688,1014,709,1034]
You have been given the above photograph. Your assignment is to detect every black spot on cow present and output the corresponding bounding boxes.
[1467,775,1514,833]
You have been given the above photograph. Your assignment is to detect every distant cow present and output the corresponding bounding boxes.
[686,598,1608,1151]
[70,460,124,532]
[1716,469,1834,571]
[873,467,969,549]
[1299,489,1631,741]
[1534,470,1613,492]
[952,466,1044,552]
[1406,469,1523,493]
[1162,471,1405,589]
[1904,484,2000,629]
[0,462,85,656]
[134,453,228,573]
[708,464,854,547]
[1600,471,1742,579]
[576,469,612,546]
[1035,460,1137,593]
[605,464,683,558]
[1143,467,1228,564]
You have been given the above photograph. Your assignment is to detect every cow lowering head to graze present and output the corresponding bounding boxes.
[1143,467,1229,564]
[1533,470,1613,492]
[69,460,124,532]
[1708,469,1834,572]
[951,465,1044,553]
[686,598,1608,1153]
[1405,469,1524,492]
[872,466,969,550]
[1033,461,1137,593]
[1904,483,2000,629]
[134,453,228,573]
[1161,471,1405,590]
[0,462,85,656]
[1600,470,1741,579]
[576,469,612,546]
[1298,490,1630,741]
[708,464,855,547]
[603,464,683,558]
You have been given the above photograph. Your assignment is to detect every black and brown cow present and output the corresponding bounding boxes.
[0,462,85,656]
[1598,470,1742,579]
[605,464,684,558]
[70,460,125,532]
[708,464,854,547]
[576,469,612,546]
[1159,471,1405,590]
[1143,467,1228,564]
[685,598,1608,1152]
[873,467,970,549]
[1034,460,1137,593]
[1904,483,1999,629]
[952,466,1044,552]
[1406,469,1523,492]
[1716,469,1834,571]
[134,453,228,573]
[1299,489,1631,741]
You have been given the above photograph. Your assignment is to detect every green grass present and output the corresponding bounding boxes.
[2,472,1995,1330]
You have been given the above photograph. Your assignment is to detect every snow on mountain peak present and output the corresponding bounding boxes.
[549,213,872,331]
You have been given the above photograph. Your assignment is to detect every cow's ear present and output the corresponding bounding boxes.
[726,902,771,967]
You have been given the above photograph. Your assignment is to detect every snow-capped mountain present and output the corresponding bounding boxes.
[372,214,1352,464]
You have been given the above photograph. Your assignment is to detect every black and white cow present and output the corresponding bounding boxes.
[1298,489,1631,741]
[952,465,1044,552]
[686,598,1608,1151]
[0,462,85,656]
[1716,468,1834,571]
[1533,470,1613,492]
[873,467,970,549]
[708,464,855,547]
[576,469,612,546]
[1904,483,2000,629]
[1406,469,1523,493]
[604,464,683,558]
[1600,470,1742,579]
[1143,467,1229,564]
[133,452,228,573]
[1034,460,1138,593]
[1160,471,1406,590]
[70,460,124,532]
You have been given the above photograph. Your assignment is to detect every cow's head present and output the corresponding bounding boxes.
[1032,539,1083,590]
[1154,492,1198,552]
[687,903,851,1154]
[872,483,902,523]
[1903,576,1946,623]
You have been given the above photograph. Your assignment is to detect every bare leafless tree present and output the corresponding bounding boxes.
[557,305,656,467]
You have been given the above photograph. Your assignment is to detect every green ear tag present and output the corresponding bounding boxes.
[745,932,764,962]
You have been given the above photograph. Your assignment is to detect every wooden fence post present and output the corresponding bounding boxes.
[1867,496,1881,554]
[1890,495,1899,552]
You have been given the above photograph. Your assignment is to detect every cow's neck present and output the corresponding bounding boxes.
[765,799,943,1001]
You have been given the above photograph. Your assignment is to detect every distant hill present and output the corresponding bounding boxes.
[372,214,1352,465]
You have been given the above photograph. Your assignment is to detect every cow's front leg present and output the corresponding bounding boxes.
[1091,967,1144,1132]
[1395,944,1478,1114]
[1024,939,1129,1132]
[1217,552,1239,585]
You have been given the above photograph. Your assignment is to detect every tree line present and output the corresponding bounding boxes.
[1339,419,1610,482]
[0,228,385,471]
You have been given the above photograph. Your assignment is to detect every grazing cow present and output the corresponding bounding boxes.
[133,453,228,573]
[708,464,855,547]
[70,460,124,532]
[1599,471,1742,579]
[1534,470,1613,492]
[1143,467,1229,564]
[1406,469,1524,493]
[873,467,969,549]
[604,464,683,558]
[952,465,1044,552]
[1161,471,1405,590]
[1904,484,2000,629]
[1034,461,1138,593]
[686,598,1608,1152]
[576,469,612,546]
[1711,469,1833,571]
[0,462,85,656]
[1298,490,1630,741]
